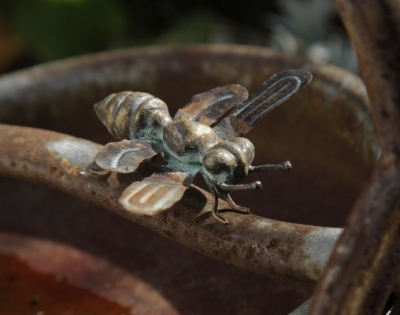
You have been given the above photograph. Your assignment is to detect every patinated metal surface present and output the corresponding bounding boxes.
[92,139,157,174]
[214,69,312,139]
[119,169,192,215]
[0,45,380,314]
[90,69,311,224]
[94,91,172,142]
[174,84,248,124]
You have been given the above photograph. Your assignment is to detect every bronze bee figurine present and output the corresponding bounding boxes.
[88,69,312,224]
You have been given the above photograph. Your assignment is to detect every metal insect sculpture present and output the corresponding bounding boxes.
[88,69,312,224]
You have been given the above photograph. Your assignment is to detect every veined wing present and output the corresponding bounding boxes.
[92,139,157,174]
[213,69,312,139]
[174,84,248,126]
[119,168,194,215]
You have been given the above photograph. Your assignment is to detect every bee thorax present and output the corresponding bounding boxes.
[163,120,219,164]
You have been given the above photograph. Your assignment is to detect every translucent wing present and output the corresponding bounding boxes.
[93,139,157,173]
[213,69,312,139]
[119,168,194,215]
[174,84,248,126]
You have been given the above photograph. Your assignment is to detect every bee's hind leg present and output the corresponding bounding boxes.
[87,161,111,176]
[223,194,251,215]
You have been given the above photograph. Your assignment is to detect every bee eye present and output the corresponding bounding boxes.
[203,149,236,175]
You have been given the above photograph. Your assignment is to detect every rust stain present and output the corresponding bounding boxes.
[60,158,80,176]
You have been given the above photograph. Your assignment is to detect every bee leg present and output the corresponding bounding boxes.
[219,181,262,191]
[223,194,251,214]
[214,182,257,215]
[210,188,229,224]
[87,161,111,176]
[145,155,157,163]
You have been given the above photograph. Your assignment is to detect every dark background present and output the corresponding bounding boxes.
[0,0,357,75]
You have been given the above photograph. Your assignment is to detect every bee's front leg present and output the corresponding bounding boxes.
[210,187,230,225]
[211,183,256,224]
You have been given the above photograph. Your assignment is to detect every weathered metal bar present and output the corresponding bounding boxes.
[311,168,400,315]
[311,1,400,314]
[289,298,312,315]
[0,124,341,283]
[334,0,400,156]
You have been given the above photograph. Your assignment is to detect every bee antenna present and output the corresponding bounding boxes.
[249,161,292,172]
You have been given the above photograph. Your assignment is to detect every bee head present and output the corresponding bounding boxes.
[203,138,255,185]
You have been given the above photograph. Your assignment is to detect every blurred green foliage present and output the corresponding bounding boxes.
[0,0,224,62]
[2,0,127,61]
[2,1,355,73]
[0,0,278,64]
[156,11,217,44]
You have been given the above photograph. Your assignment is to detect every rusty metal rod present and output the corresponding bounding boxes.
[311,1,400,315]
[0,124,341,283]
[289,297,313,315]
[311,168,400,315]
[334,0,400,156]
